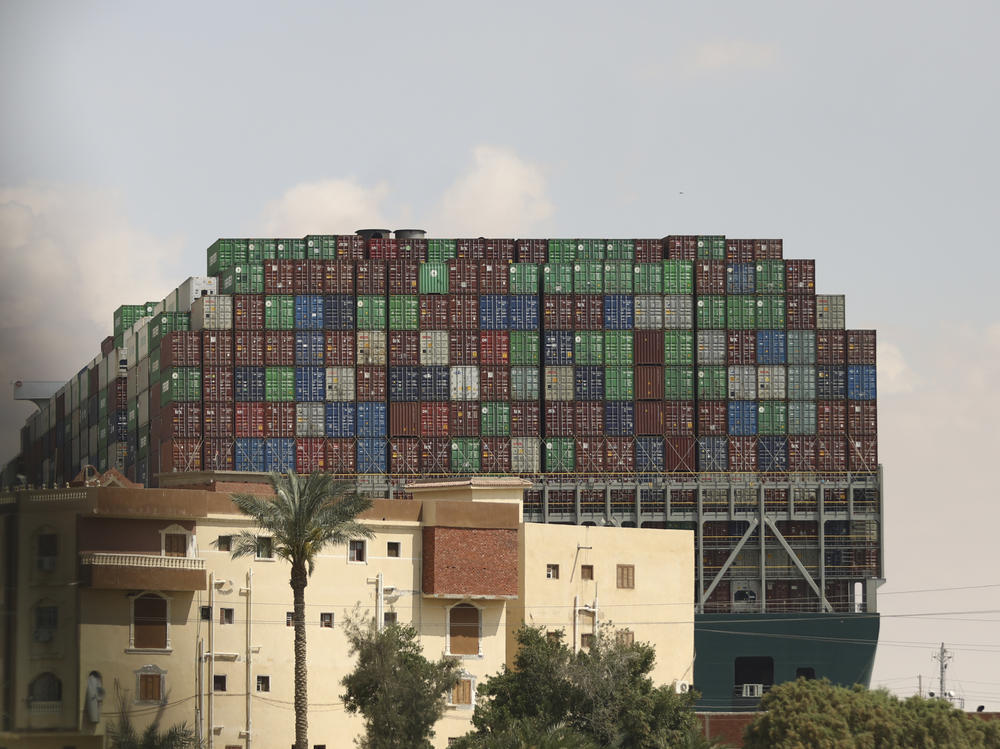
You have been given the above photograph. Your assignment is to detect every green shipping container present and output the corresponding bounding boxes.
[265,295,295,330]
[389,296,419,330]
[788,401,817,435]
[574,261,604,294]
[758,401,788,435]
[419,262,449,294]
[727,297,757,330]
[604,331,633,366]
[664,331,694,366]
[634,263,663,294]
[511,367,540,400]
[605,367,635,400]
[543,263,574,293]
[451,438,481,472]
[545,437,575,472]
[510,331,540,366]
[149,350,160,390]
[663,260,694,294]
[696,297,726,329]
[113,304,148,339]
[247,238,277,262]
[266,366,296,401]
[160,367,202,406]
[221,264,265,294]
[602,262,633,294]
[548,239,576,263]
[509,263,539,294]
[427,239,457,262]
[356,296,387,330]
[150,312,191,349]
[757,296,787,329]
[574,239,606,260]
[304,235,337,259]
[480,402,511,436]
[574,331,604,365]
[605,239,635,261]
[664,367,695,399]
[275,238,306,260]
[697,366,727,399]
[756,260,785,293]
[207,238,248,276]
[696,236,726,260]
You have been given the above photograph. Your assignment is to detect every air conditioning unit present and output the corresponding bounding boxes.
[37,557,56,573]
[673,680,690,694]
[742,683,764,698]
[34,628,54,643]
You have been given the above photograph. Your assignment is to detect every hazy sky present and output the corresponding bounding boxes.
[2,1,999,705]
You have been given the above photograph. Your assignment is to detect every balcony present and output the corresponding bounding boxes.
[79,552,207,591]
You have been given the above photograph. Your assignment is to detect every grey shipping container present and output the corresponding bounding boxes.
[357,331,387,365]
[786,330,816,365]
[816,294,846,330]
[190,295,233,331]
[544,366,574,400]
[450,366,480,400]
[296,402,325,437]
[511,366,540,401]
[727,366,756,400]
[788,401,817,435]
[757,365,787,399]
[787,366,817,400]
[325,367,356,401]
[664,295,694,329]
[511,437,541,472]
[420,330,449,366]
[634,295,664,329]
[697,330,727,365]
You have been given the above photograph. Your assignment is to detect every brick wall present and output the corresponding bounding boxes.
[422,526,518,597]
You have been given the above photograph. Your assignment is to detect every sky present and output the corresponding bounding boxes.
[2,0,999,706]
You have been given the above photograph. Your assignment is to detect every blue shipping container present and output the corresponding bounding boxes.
[357,402,387,437]
[544,331,574,365]
[603,295,635,329]
[295,367,326,402]
[235,366,265,401]
[419,366,450,401]
[479,295,509,330]
[698,436,728,471]
[324,294,356,330]
[357,438,387,473]
[847,365,877,400]
[817,366,847,399]
[574,366,604,401]
[390,366,420,401]
[756,330,787,365]
[509,296,539,329]
[636,437,665,472]
[726,263,756,294]
[604,401,635,436]
[235,438,264,471]
[264,438,296,472]
[728,401,758,436]
[758,436,788,471]
[325,402,357,437]
[294,295,325,330]
[295,331,325,366]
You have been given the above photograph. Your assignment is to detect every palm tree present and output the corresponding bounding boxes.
[228,471,374,749]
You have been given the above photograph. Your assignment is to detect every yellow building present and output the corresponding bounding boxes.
[0,475,693,749]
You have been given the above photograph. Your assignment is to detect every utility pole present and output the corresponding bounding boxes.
[932,643,952,697]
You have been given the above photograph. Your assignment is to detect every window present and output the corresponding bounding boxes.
[37,533,57,572]
[448,604,481,656]
[617,629,634,646]
[164,533,187,556]
[580,633,594,649]
[28,672,62,702]
[217,535,232,552]
[137,668,164,703]
[320,612,334,628]
[387,541,400,558]
[256,675,270,692]
[451,676,474,706]
[256,537,273,559]
[616,564,635,589]
[546,564,559,579]
[34,604,58,642]
[214,674,227,692]
[200,606,211,621]
[581,564,594,580]
[286,611,294,627]
[349,540,366,562]
[132,594,168,650]
[383,612,397,626]
[220,608,234,625]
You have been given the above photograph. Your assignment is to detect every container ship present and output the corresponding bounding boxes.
[7,230,882,710]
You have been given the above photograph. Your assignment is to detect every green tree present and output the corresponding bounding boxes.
[107,688,198,748]
[227,471,373,749]
[341,616,462,748]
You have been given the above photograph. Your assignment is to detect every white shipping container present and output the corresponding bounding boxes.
[728,365,756,400]
[190,295,233,331]
[449,366,480,401]
[544,366,573,400]
[357,331,387,365]
[137,323,150,361]
[757,365,787,399]
[124,330,137,369]
[137,359,150,394]
[138,390,149,427]
[697,330,726,365]
[511,437,541,473]
[176,276,219,312]
[420,330,449,366]
[634,295,664,329]
[325,367,356,401]
[663,295,694,329]
[127,366,138,402]
[787,366,817,400]
[296,402,325,437]
[816,294,846,330]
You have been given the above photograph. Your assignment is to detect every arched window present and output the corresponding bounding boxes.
[135,665,166,704]
[448,603,481,656]
[28,672,62,702]
[159,524,191,557]
[131,593,169,650]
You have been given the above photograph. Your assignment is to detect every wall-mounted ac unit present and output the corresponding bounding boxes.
[742,683,763,698]
[673,680,690,693]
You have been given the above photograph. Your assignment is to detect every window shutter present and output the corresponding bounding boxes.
[449,605,480,655]
[134,596,167,649]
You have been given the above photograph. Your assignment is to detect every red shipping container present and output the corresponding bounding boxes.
[479,331,510,365]
[388,260,419,295]
[635,401,664,435]
[479,366,511,400]
[356,260,387,295]
[573,295,604,330]
[510,402,540,435]
[575,437,604,472]
[479,261,510,293]
[89,366,99,396]
[420,403,449,437]
[100,335,115,356]
[419,296,449,328]
[448,296,479,329]
[390,438,420,474]
[265,331,296,366]
[448,330,479,364]
[817,437,847,471]
[202,330,233,366]
[787,295,817,329]
[368,238,399,261]
[635,239,664,263]
[296,438,326,473]
[323,261,356,294]
[236,403,267,437]
[264,260,294,294]
[847,401,878,435]
[816,330,846,364]
[326,438,357,473]
[357,366,387,401]
[726,239,755,263]
[420,438,450,473]
[664,401,696,436]
[634,332,664,366]
[448,402,480,436]
[160,331,202,369]
[695,260,726,293]
[754,239,783,260]
[159,438,202,472]
[265,402,296,437]
[575,401,604,434]
[848,437,878,472]
[481,437,512,472]
[234,294,265,330]
[325,331,355,366]
[729,436,758,472]
[698,401,727,435]
[202,367,234,401]
[728,331,756,365]
[235,330,265,366]
[335,235,365,261]
[306,260,326,294]
[390,402,420,437]
[515,238,548,263]
[156,403,202,439]
[665,437,697,471]
[397,237,427,260]
[847,330,876,365]
[817,401,847,434]
[448,259,479,294]
[543,296,574,329]
[635,365,664,399]
[666,236,697,261]
[291,260,310,293]
[203,439,234,471]
[605,437,635,472]
[544,403,575,436]
[785,259,816,294]
[389,331,419,366]
[203,402,235,438]
[457,238,515,263]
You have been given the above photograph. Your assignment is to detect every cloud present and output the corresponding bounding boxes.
[259,178,390,236]
[875,341,918,395]
[679,40,779,76]
[435,146,554,235]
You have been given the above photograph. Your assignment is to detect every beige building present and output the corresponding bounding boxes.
[0,475,693,749]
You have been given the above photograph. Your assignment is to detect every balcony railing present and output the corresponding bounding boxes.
[80,552,205,570]
[27,699,63,713]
